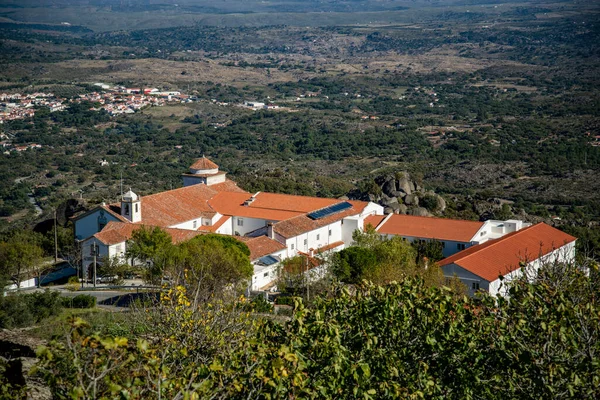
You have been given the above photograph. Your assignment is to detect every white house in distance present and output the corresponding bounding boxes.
[364,213,531,258]
[74,157,384,290]
[438,223,576,296]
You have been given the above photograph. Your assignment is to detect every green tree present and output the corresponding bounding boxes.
[411,239,444,262]
[179,234,253,304]
[126,227,174,284]
[0,231,44,288]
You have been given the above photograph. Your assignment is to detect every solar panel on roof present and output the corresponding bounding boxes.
[308,201,353,220]
[258,255,280,266]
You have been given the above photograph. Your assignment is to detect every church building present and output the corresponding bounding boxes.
[74,157,384,290]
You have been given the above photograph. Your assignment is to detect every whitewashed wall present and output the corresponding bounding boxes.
[488,241,576,297]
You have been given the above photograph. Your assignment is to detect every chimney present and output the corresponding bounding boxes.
[244,191,261,206]
[267,223,274,239]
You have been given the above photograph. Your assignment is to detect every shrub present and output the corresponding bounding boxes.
[0,290,63,329]
[65,276,80,292]
[274,296,296,306]
[62,294,96,309]
[249,295,273,313]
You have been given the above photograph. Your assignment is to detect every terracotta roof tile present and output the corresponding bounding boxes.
[139,184,218,226]
[198,215,230,232]
[208,179,247,193]
[315,241,345,254]
[94,222,286,261]
[249,192,344,213]
[439,223,576,282]
[274,201,368,238]
[239,236,287,260]
[364,215,385,230]
[94,221,204,245]
[182,171,226,178]
[209,192,303,221]
[372,214,484,242]
[190,157,218,170]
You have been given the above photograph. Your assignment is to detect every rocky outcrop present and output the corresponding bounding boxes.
[354,172,447,216]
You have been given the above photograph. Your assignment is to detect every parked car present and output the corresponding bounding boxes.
[96,275,119,284]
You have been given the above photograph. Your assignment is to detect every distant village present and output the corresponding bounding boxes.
[0,83,194,125]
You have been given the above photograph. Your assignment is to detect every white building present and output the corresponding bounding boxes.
[80,221,287,289]
[74,157,384,289]
[439,223,576,296]
[365,214,531,258]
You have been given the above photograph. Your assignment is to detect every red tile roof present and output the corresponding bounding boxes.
[371,214,484,242]
[182,171,226,178]
[190,157,218,170]
[364,214,385,230]
[249,192,344,213]
[209,192,303,221]
[140,184,218,227]
[315,241,345,254]
[274,201,368,238]
[198,215,230,232]
[94,221,204,245]
[94,222,285,261]
[439,223,576,282]
[207,179,247,193]
[239,236,287,260]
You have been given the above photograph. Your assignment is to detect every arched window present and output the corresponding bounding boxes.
[124,204,129,215]
[135,203,138,213]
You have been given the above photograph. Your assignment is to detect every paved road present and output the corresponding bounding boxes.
[21,279,159,308]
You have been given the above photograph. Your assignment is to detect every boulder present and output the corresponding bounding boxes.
[382,179,397,197]
[404,194,419,207]
[436,195,447,212]
[386,197,399,206]
[397,176,413,195]
[410,207,430,217]
[384,206,394,214]
[398,204,408,214]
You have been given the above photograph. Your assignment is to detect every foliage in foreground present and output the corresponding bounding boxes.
[34,264,600,399]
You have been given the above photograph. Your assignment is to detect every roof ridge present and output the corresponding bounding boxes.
[389,213,483,223]
[141,183,217,200]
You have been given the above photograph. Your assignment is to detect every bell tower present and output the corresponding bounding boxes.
[121,189,142,223]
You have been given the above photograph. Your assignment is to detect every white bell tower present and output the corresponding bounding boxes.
[121,189,142,223]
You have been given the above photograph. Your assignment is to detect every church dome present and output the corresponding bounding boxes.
[189,156,219,175]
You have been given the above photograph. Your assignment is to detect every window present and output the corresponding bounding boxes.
[97,212,107,231]
[135,203,138,213]
[480,231,486,237]
[124,203,129,215]
[441,242,445,248]
[237,218,244,227]
[291,244,295,250]
[316,234,320,240]
[472,282,480,291]
[264,272,269,277]
[457,243,466,251]
[328,229,332,236]
[193,220,197,229]
[304,239,307,246]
